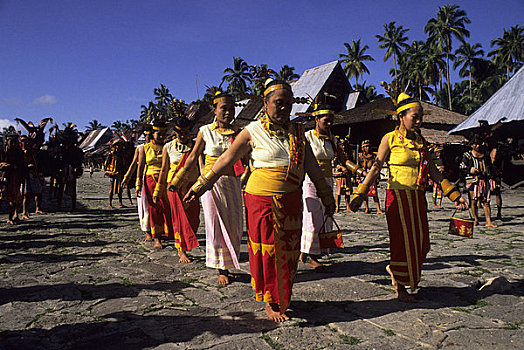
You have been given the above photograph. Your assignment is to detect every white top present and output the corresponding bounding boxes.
[245,120,290,168]
[164,139,191,164]
[200,124,233,157]
[305,129,335,161]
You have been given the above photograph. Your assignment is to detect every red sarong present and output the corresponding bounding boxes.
[144,174,173,239]
[385,189,430,291]
[244,189,302,313]
[167,190,199,251]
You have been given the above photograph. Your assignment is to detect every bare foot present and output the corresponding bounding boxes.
[108,204,113,208]
[153,239,163,249]
[265,303,289,322]
[21,214,30,220]
[145,233,153,242]
[377,210,385,215]
[347,208,354,213]
[363,209,369,214]
[308,257,323,270]
[335,207,340,213]
[217,274,230,285]
[178,251,190,263]
[6,219,15,225]
[473,220,479,226]
[433,204,439,208]
[486,223,498,228]
[35,210,44,214]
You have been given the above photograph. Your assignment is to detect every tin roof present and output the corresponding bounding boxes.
[449,65,524,134]
[79,127,112,151]
[290,61,344,118]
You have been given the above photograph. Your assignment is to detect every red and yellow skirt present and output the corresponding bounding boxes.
[244,189,302,313]
[167,188,199,252]
[144,174,173,239]
[385,188,430,292]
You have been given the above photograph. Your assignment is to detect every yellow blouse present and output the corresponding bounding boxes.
[386,127,426,190]
[144,142,163,176]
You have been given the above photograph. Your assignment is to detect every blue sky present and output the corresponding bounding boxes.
[1,0,522,132]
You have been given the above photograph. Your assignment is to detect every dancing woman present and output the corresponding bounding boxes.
[155,116,200,263]
[122,130,152,241]
[136,121,172,249]
[350,93,468,302]
[172,91,243,285]
[300,106,337,271]
[184,80,335,322]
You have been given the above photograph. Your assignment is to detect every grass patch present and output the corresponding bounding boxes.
[94,276,111,284]
[383,329,395,336]
[120,277,132,286]
[474,299,489,308]
[339,334,362,345]
[504,322,521,330]
[260,335,285,350]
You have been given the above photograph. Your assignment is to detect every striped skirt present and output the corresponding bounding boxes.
[245,189,302,313]
[144,174,173,238]
[201,175,242,270]
[385,189,430,292]
[301,176,333,255]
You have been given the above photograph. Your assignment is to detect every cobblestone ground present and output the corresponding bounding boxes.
[1,171,523,349]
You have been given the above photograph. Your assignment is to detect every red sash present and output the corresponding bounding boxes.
[230,135,245,176]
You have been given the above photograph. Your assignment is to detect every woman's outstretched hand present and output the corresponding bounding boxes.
[455,197,469,211]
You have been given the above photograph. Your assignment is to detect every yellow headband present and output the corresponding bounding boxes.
[312,109,334,117]
[152,126,166,131]
[213,95,233,105]
[264,84,291,97]
[397,102,421,115]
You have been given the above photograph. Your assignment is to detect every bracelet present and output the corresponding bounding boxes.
[170,167,188,189]
[440,179,461,202]
[345,160,364,177]
[153,182,166,198]
[189,170,219,198]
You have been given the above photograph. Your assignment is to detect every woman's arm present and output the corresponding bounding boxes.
[429,154,468,210]
[136,146,145,196]
[153,146,170,203]
[169,131,205,191]
[304,142,335,215]
[183,129,252,203]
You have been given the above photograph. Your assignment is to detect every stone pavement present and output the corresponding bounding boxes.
[1,171,523,349]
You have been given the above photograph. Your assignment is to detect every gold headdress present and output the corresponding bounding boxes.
[373,81,430,116]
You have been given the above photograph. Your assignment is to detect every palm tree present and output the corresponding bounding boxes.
[203,85,221,103]
[339,39,374,87]
[422,42,446,102]
[249,64,276,95]
[354,81,384,102]
[222,57,253,97]
[404,41,432,101]
[85,119,104,132]
[275,65,300,82]
[488,25,524,78]
[112,121,124,132]
[454,42,484,99]
[376,21,410,84]
[153,84,173,108]
[425,4,471,110]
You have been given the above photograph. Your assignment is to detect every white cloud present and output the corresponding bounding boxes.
[33,94,59,105]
